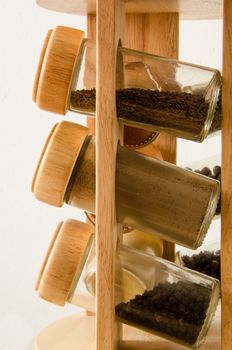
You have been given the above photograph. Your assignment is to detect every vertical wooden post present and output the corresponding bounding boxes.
[222,1,232,349]
[86,15,96,318]
[95,1,124,349]
[87,14,96,136]
[125,13,178,261]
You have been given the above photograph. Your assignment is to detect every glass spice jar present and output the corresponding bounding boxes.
[36,219,220,349]
[33,26,221,142]
[207,85,222,136]
[175,242,221,281]
[85,212,164,257]
[32,121,220,249]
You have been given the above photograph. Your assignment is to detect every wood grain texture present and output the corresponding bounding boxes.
[34,303,221,350]
[32,29,53,102]
[35,220,92,307]
[95,1,124,349]
[135,143,163,160]
[36,0,223,19]
[222,1,232,349]
[33,26,84,114]
[32,121,88,207]
[35,313,95,350]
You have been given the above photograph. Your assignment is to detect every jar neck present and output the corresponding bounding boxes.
[68,38,96,114]
[67,233,95,307]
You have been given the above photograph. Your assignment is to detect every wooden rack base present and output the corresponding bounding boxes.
[35,304,221,350]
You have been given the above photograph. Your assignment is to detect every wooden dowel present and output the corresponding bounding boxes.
[95,1,124,349]
[222,1,232,348]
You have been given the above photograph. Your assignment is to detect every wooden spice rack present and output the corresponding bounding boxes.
[34,0,229,349]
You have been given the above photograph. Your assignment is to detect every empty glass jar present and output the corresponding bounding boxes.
[36,219,220,349]
[32,120,220,249]
[33,26,221,142]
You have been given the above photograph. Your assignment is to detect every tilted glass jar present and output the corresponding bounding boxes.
[175,241,221,281]
[33,26,221,142]
[206,85,222,136]
[36,219,220,349]
[85,211,164,257]
[32,121,220,249]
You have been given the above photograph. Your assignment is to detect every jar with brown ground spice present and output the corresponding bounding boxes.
[184,84,222,136]
[33,26,221,142]
[208,86,222,135]
[36,219,220,349]
[32,121,220,249]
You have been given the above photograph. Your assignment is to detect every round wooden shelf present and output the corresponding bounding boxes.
[35,313,95,350]
[35,305,221,350]
[36,0,223,19]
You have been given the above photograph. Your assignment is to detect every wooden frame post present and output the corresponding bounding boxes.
[95,1,124,349]
[222,1,232,349]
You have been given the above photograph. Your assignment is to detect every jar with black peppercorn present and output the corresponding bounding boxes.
[32,120,220,249]
[33,26,221,142]
[36,219,220,349]
[175,241,221,281]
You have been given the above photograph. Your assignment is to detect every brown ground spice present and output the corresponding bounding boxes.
[70,88,210,136]
[209,87,221,134]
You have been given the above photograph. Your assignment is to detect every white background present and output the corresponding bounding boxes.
[0,1,222,349]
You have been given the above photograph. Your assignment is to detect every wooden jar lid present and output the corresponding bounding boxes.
[36,219,93,306]
[32,121,88,207]
[32,26,84,114]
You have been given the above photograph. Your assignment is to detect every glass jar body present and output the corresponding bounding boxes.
[68,239,220,349]
[66,135,220,249]
[69,39,221,142]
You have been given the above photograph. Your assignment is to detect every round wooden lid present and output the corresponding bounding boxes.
[36,219,93,306]
[32,26,85,114]
[32,121,88,207]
